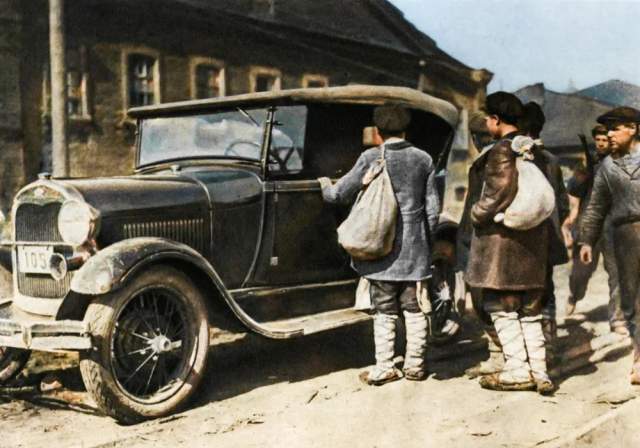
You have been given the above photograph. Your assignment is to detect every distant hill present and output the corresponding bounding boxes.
[577,79,640,109]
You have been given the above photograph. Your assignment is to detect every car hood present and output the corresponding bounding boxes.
[58,175,209,216]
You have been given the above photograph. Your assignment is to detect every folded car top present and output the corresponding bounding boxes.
[128,85,459,128]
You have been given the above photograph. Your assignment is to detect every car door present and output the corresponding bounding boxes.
[249,104,370,286]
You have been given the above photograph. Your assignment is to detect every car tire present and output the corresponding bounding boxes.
[0,347,31,383]
[79,265,209,424]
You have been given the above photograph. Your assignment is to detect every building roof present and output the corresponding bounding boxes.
[515,83,612,150]
[128,85,460,127]
[577,79,640,109]
[170,0,471,70]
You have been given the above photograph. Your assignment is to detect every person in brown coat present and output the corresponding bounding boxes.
[465,92,552,394]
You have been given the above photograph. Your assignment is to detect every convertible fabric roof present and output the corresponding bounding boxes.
[128,85,460,128]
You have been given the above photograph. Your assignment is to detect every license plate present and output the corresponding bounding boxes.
[17,246,54,275]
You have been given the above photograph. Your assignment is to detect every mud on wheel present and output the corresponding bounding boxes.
[80,265,209,424]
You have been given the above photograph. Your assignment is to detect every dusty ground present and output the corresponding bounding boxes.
[1,262,638,448]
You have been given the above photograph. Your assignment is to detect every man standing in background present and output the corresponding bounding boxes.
[564,125,627,335]
[579,107,640,383]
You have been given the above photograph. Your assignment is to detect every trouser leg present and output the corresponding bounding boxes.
[482,290,532,385]
[520,289,554,393]
[397,284,427,379]
[614,225,640,361]
[489,311,531,383]
[465,288,504,378]
[541,267,557,364]
[542,267,557,336]
[367,281,402,382]
[602,220,625,330]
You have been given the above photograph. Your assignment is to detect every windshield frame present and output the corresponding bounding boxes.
[135,107,274,170]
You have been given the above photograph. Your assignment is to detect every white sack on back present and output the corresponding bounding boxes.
[494,136,556,230]
[337,148,398,260]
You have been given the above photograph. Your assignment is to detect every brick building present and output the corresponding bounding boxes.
[0,0,492,214]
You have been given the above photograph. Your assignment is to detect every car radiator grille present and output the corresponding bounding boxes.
[17,272,72,299]
[15,201,71,299]
[123,219,206,253]
[15,202,63,242]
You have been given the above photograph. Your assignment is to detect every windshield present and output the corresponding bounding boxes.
[138,106,307,173]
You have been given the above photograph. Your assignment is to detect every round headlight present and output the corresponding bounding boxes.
[57,200,99,246]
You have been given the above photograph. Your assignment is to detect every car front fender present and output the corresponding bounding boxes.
[69,237,294,339]
[70,237,214,295]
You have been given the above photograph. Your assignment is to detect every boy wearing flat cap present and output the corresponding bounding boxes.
[318,105,440,385]
[465,92,553,394]
[579,106,640,384]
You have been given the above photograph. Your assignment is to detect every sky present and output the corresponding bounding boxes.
[388,0,640,93]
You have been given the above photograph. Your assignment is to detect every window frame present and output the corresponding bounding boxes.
[301,74,329,88]
[42,45,92,122]
[121,46,161,110]
[189,56,226,99]
[249,66,282,93]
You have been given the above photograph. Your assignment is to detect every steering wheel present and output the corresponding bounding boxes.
[268,146,297,172]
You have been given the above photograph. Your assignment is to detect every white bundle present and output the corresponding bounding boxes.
[494,136,555,230]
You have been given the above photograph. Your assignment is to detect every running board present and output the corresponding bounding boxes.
[259,308,372,338]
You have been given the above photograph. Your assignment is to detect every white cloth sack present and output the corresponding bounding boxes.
[494,136,555,230]
[337,147,398,260]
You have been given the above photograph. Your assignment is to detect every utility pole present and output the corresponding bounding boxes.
[49,0,69,177]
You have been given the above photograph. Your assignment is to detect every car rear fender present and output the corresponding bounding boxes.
[69,237,273,336]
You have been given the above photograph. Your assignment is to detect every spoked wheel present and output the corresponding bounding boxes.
[0,347,30,383]
[80,266,209,424]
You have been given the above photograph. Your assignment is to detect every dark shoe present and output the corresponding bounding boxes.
[479,373,536,391]
[359,368,402,386]
[535,379,556,395]
[403,367,427,381]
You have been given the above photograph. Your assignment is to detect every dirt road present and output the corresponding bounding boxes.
[2,264,638,448]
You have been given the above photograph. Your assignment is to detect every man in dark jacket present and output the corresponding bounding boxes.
[579,106,640,384]
[318,105,440,385]
[466,92,553,394]
[565,125,626,335]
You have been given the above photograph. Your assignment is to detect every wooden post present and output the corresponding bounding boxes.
[49,0,69,177]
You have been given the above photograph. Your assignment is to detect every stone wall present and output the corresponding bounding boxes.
[0,1,26,215]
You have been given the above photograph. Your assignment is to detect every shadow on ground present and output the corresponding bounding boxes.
[553,304,631,387]
[0,314,491,422]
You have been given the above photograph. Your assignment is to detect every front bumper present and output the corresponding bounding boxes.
[0,301,91,351]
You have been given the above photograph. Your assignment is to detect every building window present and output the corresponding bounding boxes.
[42,46,91,120]
[302,74,329,88]
[128,54,157,107]
[121,48,161,110]
[190,57,225,99]
[66,71,81,115]
[249,66,281,93]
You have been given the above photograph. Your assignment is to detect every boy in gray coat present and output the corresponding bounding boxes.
[318,105,439,385]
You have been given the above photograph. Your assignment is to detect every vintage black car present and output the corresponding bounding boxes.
[0,86,460,423]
